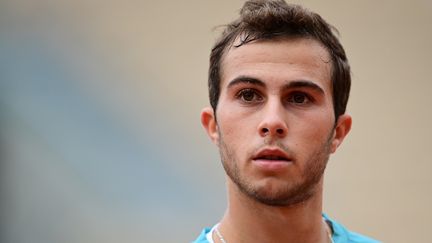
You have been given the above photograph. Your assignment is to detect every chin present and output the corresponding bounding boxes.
[239,177,319,207]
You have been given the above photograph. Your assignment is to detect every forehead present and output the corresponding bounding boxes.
[220,37,332,90]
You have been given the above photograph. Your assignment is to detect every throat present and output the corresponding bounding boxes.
[220,180,327,242]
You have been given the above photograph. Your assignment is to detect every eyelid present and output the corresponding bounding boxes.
[286,91,314,104]
[235,88,264,102]
[234,86,255,95]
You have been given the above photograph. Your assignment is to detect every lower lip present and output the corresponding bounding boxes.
[252,159,292,170]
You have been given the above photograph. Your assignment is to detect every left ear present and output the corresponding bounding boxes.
[330,114,352,153]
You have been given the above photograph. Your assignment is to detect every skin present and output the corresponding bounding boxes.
[201,37,352,243]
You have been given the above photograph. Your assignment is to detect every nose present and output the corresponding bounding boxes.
[258,100,288,138]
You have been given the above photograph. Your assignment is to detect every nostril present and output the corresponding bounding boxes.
[260,127,286,136]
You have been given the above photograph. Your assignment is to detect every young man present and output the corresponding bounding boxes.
[195,1,379,242]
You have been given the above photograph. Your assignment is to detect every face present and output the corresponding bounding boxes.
[202,38,351,206]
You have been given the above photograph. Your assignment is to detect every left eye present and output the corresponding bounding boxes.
[289,92,310,104]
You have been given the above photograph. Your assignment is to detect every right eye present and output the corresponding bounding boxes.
[236,88,263,103]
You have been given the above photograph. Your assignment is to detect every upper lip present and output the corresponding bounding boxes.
[252,148,291,161]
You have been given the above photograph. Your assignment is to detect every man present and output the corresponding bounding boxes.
[194,0,379,242]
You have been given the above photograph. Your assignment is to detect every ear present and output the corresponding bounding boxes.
[330,114,352,153]
[201,107,219,146]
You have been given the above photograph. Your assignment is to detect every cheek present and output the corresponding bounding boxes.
[291,111,334,146]
[217,114,255,159]
[217,103,251,135]
[306,107,334,130]
[219,121,243,149]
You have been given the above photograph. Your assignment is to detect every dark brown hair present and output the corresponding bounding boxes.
[208,0,351,120]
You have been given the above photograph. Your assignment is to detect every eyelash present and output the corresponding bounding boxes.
[235,88,263,103]
[287,92,313,105]
[235,89,313,106]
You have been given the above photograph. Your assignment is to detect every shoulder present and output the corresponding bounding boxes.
[191,228,211,243]
[324,214,381,243]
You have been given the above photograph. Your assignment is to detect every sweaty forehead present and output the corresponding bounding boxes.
[220,37,332,88]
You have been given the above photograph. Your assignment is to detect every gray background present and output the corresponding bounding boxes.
[1,0,431,242]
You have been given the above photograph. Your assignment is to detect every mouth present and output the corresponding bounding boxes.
[252,148,292,163]
[252,148,292,171]
[254,155,290,161]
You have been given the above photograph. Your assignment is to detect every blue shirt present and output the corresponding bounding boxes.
[192,214,380,243]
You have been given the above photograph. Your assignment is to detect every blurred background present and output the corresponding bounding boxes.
[1,0,431,242]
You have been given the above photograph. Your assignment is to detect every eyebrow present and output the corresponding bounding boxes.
[283,80,325,94]
[227,75,325,94]
[227,76,265,89]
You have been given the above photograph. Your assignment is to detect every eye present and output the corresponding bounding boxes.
[288,92,311,104]
[236,88,263,103]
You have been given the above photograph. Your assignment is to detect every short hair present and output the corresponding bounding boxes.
[208,0,351,120]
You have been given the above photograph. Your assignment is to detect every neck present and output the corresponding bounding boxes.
[217,178,328,243]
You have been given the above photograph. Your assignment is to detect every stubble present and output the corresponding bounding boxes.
[218,130,334,207]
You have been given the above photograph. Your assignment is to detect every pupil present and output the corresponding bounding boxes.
[294,94,305,103]
[243,91,254,101]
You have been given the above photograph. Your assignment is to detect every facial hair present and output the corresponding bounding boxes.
[218,130,334,207]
